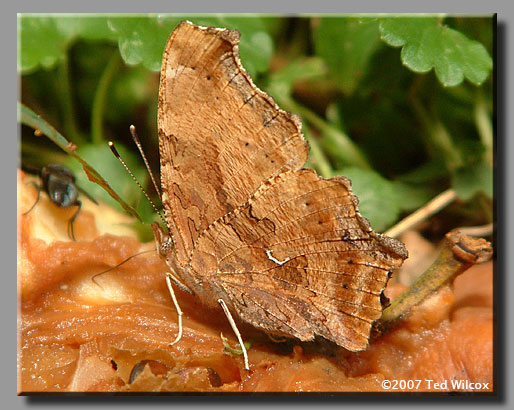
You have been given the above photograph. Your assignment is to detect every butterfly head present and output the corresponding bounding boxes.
[151,221,194,294]
[151,222,174,258]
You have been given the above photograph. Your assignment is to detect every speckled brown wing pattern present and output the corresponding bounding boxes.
[158,21,308,267]
[191,169,407,351]
[158,21,407,351]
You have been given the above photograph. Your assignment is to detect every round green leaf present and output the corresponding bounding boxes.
[18,15,119,73]
[108,15,182,72]
[379,16,493,87]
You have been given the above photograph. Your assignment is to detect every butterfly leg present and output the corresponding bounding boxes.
[165,272,184,346]
[218,298,249,371]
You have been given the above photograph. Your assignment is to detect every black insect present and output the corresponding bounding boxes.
[24,164,96,241]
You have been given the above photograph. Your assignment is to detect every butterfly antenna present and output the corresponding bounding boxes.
[129,125,161,197]
[92,248,155,288]
[108,141,167,229]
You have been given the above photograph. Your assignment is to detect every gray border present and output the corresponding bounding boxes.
[7,0,512,408]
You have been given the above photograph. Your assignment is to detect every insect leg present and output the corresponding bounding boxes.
[166,272,194,295]
[23,182,42,215]
[165,272,184,346]
[67,200,82,241]
[218,298,249,371]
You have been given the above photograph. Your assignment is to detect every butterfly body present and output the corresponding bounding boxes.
[154,21,408,353]
[153,222,230,310]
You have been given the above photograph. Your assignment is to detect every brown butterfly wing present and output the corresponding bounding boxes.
[191,169,407,351]
[159,21,407,350]
[158,21,308,266]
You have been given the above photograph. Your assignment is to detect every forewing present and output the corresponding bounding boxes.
[191,169,408,351]
[158,21,308,266]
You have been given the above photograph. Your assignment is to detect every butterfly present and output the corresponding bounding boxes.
[151,21,408,370]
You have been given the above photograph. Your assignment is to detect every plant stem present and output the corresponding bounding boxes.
[55,54,82,144]
[276,95,372,170]
[91,50,121,145]
[379,230,492,327]
[19,102,141,222]
[474,90,493,167]
[410,96,463,171]
[384,188,457,238]
[302,126,333,177]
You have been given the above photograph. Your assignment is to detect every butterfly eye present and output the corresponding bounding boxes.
[160,237,174,256]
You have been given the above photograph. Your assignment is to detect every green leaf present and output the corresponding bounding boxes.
[220,333,253,357]
[267,57,326,97]
[265,57,371,172]
[108,15,182,72]
[212,16,274,77]
[18,15,118,73]
[396,159,449,183]
[55,15,117,41]
[18,15,70,73]
[452,161,493,201]
[337,167,400,232]
[314,17,381,95]
[392,180,437,211]
[379,16,493,86]
[108,15,274,77]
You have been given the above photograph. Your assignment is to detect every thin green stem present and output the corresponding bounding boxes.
[474,90,493,167]
[91,50,122,145]
[276,95,372,170]
[381,245,458,324]
[55,54,82,144]
[410,96,463,171]
[302,126,333,177]
[19,102,141,222]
